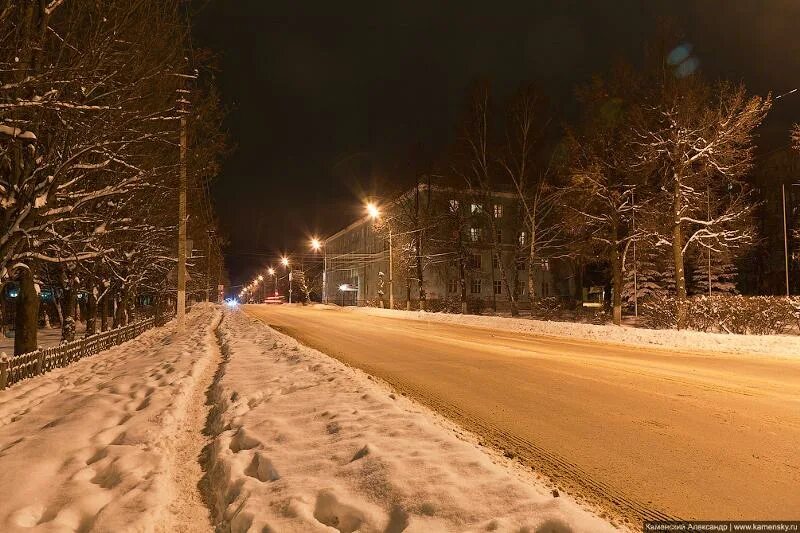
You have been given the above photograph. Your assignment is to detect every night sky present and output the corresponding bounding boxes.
[192,1,800,289]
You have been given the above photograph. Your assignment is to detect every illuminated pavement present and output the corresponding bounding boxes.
[244,304,800,523]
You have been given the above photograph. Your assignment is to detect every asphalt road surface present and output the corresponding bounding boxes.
[243,304,800,524]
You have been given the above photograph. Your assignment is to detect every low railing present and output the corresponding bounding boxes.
[0,314,171,390]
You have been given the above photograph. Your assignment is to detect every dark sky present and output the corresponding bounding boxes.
[192,1,800,289]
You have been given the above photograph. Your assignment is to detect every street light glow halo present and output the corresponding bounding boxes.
[366,202,380,219]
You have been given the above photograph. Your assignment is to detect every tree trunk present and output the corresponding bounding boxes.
[458,239,467,314]
[100,293,109,332]
[14,266,39,356]
[527,221,537,314]
[60,282,76,343]
[86,277,97,337]
[112,293,121,328]
[672,175,688,329]
[495,250,519,317]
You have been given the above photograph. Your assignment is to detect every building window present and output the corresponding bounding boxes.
[518,231,527,247]
[470,227,482,242]
[517,280,525,295]
[471,203,483,214]
[448,279,459,293]
[493,204,503,218]
[468,253,482,269]
[449,199,459,212]
[495,227,502,243]
[542,259,550,271]
[494,280,502,295]
[492,254,499,269]
[516,256,526,270]
[471,279,482,294]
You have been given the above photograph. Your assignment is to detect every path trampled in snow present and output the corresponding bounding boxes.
[205,309,618,533]
[0,305,221,533]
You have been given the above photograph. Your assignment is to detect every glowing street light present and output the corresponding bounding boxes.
[366,202,380,219]
[267,267,275,276]
[365,200,392,309]
[280,256,292,303]
[311,237,328,304]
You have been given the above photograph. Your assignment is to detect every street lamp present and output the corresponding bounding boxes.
[366,201,393,309]
[267,267,277,296]
[366,202,380,219]
[311,237,328,304]
[281,256,292,303]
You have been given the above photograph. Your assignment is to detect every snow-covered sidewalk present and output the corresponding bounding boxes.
[346,306,800,358]
[0,305,222,532]
[205,309,618,532]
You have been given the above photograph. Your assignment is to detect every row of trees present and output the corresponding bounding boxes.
[1,1,227,354]
[373,37,795,329]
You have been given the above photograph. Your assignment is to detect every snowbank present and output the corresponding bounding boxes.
[345,306,800,358]
[205,309,619,532]
[0,305,221,532]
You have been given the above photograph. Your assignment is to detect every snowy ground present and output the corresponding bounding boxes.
[346,305,800,358]
[0,305,621,532]
[206,309,619,532]
[0,305,221,532]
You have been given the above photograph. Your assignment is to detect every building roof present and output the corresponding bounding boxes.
[323,183,518,244]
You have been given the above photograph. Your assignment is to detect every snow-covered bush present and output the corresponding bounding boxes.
[530,297,569,320]
[644,294,800,334]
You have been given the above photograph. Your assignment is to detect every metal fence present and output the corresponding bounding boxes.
[0,314,170,390]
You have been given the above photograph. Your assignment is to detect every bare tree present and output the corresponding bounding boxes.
[632,76,770,328]
[497,83,565,313]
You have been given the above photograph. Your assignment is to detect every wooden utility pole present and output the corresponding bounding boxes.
[176,78,193,330]
[177,111,187,330]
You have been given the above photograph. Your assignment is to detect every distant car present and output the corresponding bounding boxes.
[265,296,285,304]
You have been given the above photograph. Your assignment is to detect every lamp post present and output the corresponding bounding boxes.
[311,238,327,304]
[257,275,264,303]
[366,202,393,309]
[267,267,276,297]
[281,256,291,303]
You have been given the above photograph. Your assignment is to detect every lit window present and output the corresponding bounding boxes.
[471,203,483,214]
[449,199,459,212]
[470,227,482,242]
[471,279,482,294]
[493,204,503,218]
[494,280,502,295]
[518,231,527,246]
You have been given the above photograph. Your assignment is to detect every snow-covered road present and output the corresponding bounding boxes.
[0,305,221,532]
[245,304,800,524]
